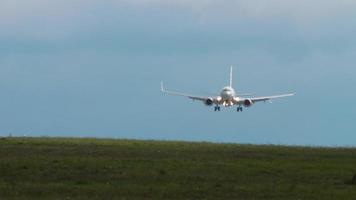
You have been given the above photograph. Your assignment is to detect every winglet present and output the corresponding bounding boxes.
[160,81,165,93]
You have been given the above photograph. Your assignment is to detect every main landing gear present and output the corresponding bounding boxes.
[237,106,243,112]
[214,106,221,112]
[214,106,243,112]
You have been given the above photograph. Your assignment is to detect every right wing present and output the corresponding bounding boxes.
[161,82,213,102]
[249,93,295,103]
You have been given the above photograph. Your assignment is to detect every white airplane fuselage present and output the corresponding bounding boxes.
[220,86,235,100]
[220,86,238,107]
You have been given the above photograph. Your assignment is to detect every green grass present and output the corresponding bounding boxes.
[0,137,356,199]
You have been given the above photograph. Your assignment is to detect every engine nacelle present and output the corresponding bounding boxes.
[204,98,214,106]
[243,99,253,107]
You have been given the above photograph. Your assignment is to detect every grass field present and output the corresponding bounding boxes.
[0,137,356,199]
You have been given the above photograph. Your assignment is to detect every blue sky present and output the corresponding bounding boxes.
[1,0,356,146]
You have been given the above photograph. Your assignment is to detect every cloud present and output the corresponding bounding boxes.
[2,0,355,26]
[0,1,93,39]
[1,0,356,43]
[123,0,356,19]
[0,1,80,23]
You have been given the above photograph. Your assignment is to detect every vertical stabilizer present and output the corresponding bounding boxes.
[229,66,233,87]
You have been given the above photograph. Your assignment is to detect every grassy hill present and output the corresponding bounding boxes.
[0,137,356,199]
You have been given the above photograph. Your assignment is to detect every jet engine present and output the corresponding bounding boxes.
[243,99,253,107]
[204,98,214,106]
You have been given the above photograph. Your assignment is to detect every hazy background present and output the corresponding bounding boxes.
[1,0,356,146]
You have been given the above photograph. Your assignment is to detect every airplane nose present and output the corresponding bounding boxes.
[222,92,233,100]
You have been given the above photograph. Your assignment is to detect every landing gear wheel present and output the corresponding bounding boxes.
[214,106,221,112]
[237,107,243,112]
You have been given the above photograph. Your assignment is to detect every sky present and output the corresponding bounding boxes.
[1,0,356,146]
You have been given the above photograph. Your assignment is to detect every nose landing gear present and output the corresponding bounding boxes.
[237,106,243,112]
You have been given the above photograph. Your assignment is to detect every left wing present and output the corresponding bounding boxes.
[249,93,295,103]
[161,82,213,102]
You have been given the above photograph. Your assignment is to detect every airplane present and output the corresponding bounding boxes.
[161,66,294,112]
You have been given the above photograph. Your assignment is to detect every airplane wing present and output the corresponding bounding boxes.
[161,82,212,102]
[250,93,295,103]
